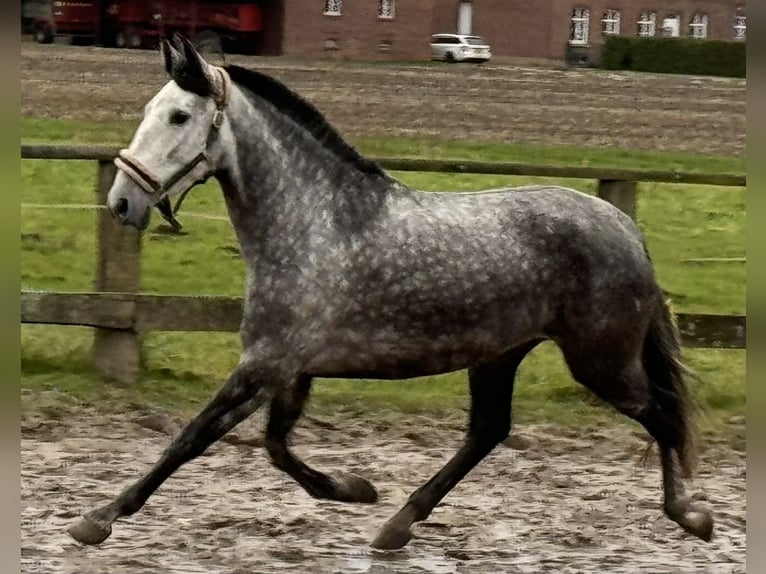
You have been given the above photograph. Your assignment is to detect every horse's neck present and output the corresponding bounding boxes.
[217,87,391,262]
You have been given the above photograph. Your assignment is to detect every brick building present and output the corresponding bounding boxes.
[258,0,746,61]
[257,0,439,58]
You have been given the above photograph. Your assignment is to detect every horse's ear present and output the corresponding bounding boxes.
[166,33,216,97]
[176,34,204,69]
[160,37,181,77]
[176,33,217,83]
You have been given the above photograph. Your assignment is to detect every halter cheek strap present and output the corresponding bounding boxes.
[114,66,230,230]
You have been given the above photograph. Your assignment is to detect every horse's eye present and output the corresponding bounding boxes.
[169,110,190,125]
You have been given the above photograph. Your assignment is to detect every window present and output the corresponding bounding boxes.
[689,13,708,39]
[465,36,487,45]
[379,0,395,19]
[570,8,590,45]
[661,15,680,37]
[734,8,746,40]
[602,9,620,36]
[637,11,656,37]
[323,0,341,16]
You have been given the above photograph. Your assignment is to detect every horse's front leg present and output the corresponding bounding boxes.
[264,375,378,503]
[372,341,541,549]
[67,358,274,545]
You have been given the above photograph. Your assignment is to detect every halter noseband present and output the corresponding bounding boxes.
[114,66,230,230]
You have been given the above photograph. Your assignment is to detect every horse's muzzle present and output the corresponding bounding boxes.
[111,198,129,221]
[107,193,152,230]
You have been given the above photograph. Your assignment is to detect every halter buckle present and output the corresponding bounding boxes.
[212,109,225,129]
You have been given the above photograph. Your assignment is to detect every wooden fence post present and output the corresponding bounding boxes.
[91,160,142,383]
[597,179,637,221]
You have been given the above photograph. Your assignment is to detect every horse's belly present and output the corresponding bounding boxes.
[304,324,537,379]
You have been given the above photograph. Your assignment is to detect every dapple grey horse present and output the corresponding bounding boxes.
[68,35,713,550]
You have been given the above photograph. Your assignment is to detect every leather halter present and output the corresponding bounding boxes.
[114,66,230,230]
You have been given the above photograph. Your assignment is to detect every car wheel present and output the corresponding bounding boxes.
[445,51,456,63]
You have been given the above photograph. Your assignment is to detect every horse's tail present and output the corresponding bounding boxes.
[642,296,699,477]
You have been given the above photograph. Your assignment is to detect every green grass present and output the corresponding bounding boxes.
[20,118,745,432]
[22,117,745,174]
[22,118,140,145]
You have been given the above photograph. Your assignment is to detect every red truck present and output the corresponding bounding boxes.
[32,0,264,53]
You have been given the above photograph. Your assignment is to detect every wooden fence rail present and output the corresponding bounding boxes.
[21,144,747,186]
[21,291,746,350]
[21,144,746,382]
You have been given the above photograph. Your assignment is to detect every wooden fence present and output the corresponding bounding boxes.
[21,144,746,383]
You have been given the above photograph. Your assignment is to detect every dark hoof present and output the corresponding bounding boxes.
[679,505,714,542]
[332,472,378,503]
[667,500,714,542]
[67,514,113,545]
[371,520,413,550]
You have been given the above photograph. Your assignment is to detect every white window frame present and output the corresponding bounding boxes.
[689,13,708,39]
[734,9,746,40]
[323,0,342,16]
[637,11,656,37]
[602,9,621,36]
[379,0,395,20]
[570,8,590,45]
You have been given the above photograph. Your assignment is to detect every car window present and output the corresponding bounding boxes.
[433,36,457,44]
[464,36,487,45]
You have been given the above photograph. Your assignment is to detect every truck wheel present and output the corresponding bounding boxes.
[193,30,223,56]
[116,29,142,49]
[34,25,53,44]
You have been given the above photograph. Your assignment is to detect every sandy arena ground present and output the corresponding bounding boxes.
[21,407,745,574]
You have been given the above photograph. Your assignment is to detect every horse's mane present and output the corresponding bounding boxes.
[224,65,391,181]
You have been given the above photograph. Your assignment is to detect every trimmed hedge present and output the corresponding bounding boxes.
[601,36,745,78]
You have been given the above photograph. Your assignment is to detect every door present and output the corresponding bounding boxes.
[661,15,680,37]
[457,1,472,35]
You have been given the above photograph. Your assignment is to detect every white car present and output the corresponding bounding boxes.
[430,34,492,63]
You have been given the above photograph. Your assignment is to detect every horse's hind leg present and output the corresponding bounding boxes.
[371,339,542,550]
[657,445,713,540]
[67,359,271,545]
[263,375,378,503]
[569,359,712,541]
[562,308,713,541]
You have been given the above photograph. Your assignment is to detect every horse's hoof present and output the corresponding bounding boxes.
[67,514,113,545]
[680,505,714,542]
[332,472,378,503]
[371,523,412,550]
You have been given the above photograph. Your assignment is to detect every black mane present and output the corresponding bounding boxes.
[224,65,390,180]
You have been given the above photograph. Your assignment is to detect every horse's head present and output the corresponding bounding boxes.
[108,34,230,229]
